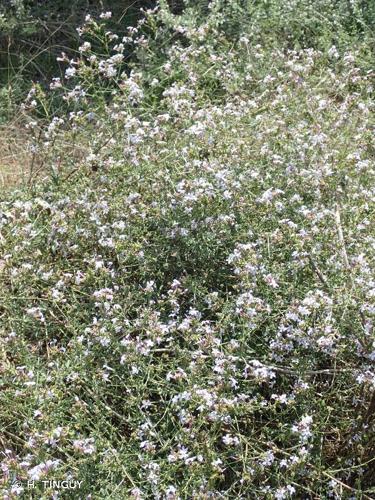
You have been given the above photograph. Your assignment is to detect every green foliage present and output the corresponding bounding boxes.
[0,0,155,121]
[1,1,375,498]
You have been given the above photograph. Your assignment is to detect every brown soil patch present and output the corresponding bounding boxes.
[0,119,31,190]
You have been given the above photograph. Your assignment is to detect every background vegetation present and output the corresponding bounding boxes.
[0,0,159,121]
[0,0,374,498]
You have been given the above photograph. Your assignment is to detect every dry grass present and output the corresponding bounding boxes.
[0,119,31,190]
[0,119,94,192]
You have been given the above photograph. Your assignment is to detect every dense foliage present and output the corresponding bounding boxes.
[1,1,374,498]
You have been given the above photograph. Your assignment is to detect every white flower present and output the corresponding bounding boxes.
[93,288,114,301]
[28,460,60,480]
[264,274,279,288]
[292,415,313,441]
[65,67,76,79]
[177,446,190,460]
[165,485,178,499]
[106,65,117,78]
[144,280,155,292]
[275,485,296,499]
[73,438,96,455]
[130,487,144,499]
[26,307,45,323]
[261,450,275,466]
[11,483,24,495]
[79,42,91,53]
[328,45,339,59]
[222,434,240,446]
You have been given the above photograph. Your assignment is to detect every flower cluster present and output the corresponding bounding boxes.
[1,1,374,498]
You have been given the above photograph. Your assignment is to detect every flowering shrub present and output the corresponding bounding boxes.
[1,1,374,498]
[0,0,155,121]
